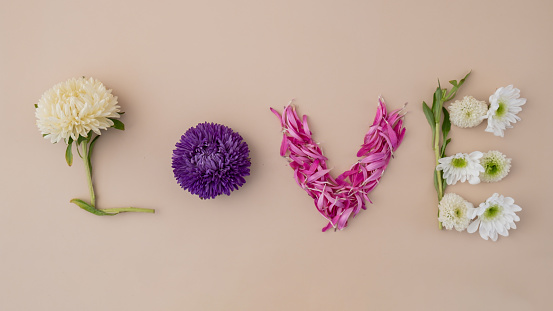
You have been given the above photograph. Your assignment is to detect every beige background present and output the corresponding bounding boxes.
[1,0,552,310]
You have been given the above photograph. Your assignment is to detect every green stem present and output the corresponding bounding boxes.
[434,122,444,200]
[72,134,155,216]
[82,140,96,207]
[434,122,444,230]
[101,207,156,214]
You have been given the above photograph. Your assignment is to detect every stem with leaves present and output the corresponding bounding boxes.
[422,71,470,229]
[64,117,155,216]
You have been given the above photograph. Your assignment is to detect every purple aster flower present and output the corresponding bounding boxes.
[172,122,251,199]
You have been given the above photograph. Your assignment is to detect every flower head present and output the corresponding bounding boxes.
[172,122,251,199]
[479,150,511,183]
[438,193,475,231]
[485,85,526,137]
[36,77,121,143]
[437,151,484,185]
[448,96,488,128]
[468,193,521,241]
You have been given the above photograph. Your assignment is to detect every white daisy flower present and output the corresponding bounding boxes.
[438,193,475,231]
[36,77,121,143]
[436,152,484,185]
[448,96,488,128]
[485,85,526,137]
[480,150,511,183]
[467,193,521,241]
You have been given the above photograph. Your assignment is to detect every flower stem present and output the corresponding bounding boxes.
[82,140,96,207]
[101,207,155,214]
[434,122,444,200]
[424,73,470,231]
[434,120,444,230]
[73,133,155,216]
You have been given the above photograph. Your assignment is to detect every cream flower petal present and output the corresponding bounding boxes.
[480,150,511,183]
[438,193,474,231]
[448,96,488,128]
[36,77,121,143]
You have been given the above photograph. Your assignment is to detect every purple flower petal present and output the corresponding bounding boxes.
[172,122,251,200]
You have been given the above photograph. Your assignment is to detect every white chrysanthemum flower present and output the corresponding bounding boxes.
[467,193,521,241]
[479,150,511,183]
[436,151,484,185]
[36,77,121,143]
[485,85,526,137]
[438,193,475,231]
[448,96,488,128]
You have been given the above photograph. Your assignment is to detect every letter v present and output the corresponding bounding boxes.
[270,97,406,232]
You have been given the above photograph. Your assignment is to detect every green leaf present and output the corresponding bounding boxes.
[89,135,100,156]
[441,88,449,101]
[118,111,125,115]
[433,86,443,120]
[442,107,451,140]
[109,118,125,130]
[34,104,38,108]
[423,102,436,146]
[458,70,471,87]
[42,134,48,137]
[77,134,87,145]
[87,135,100,174]
[441,138,451,158]
[444,71,471,102]
[75,142,83,159]
[422,102,435,127]
[76,134,89,158]
[442,175,448,193]
[65,138,73,166]
[70,199,113,216]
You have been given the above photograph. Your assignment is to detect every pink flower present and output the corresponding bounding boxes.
[270,97,406,231]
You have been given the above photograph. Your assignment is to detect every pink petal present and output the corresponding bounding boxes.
[271,97,406,232]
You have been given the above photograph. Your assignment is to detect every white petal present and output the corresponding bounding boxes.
[467,219,480,233]
[479,222,490,240]
[499,226,509,237]
[490,231,498,241]
[469,151,483,159]
[468,175,480,184]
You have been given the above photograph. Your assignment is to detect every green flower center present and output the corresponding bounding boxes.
[483,204,502,220]
[452,157,467,168]
[454,208,464,218]
[484,160,500,177]
[496,102,507,117]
